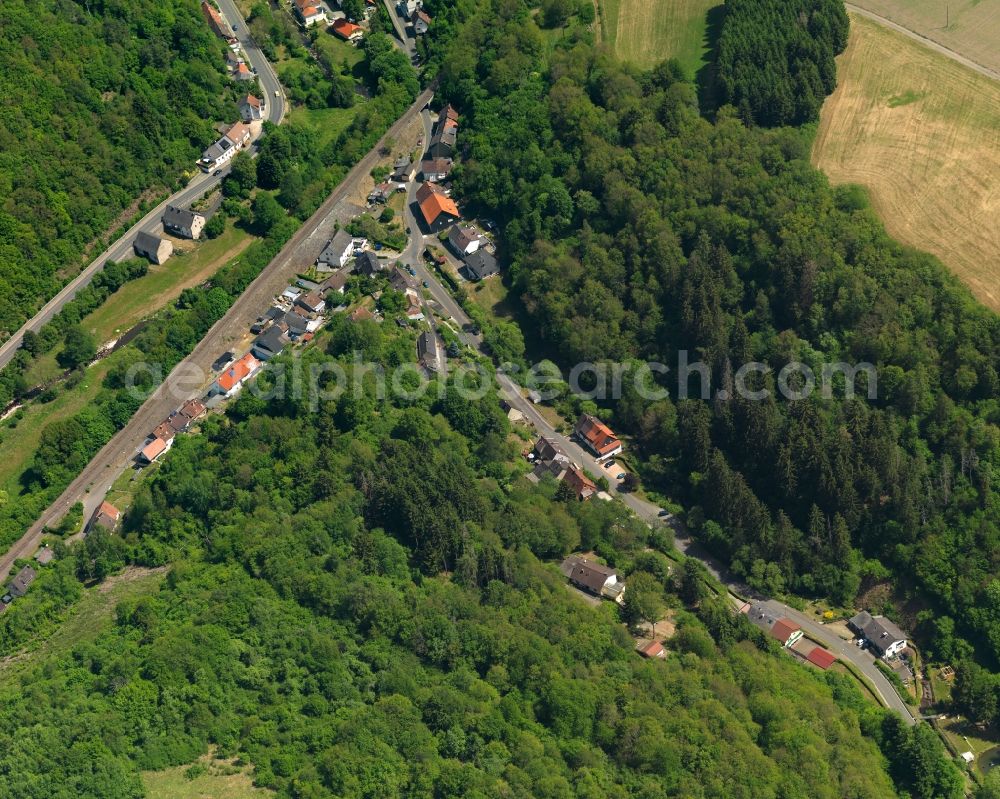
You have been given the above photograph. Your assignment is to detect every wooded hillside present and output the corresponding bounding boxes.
[0,0,234,336]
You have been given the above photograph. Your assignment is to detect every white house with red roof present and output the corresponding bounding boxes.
[574,414,622,460]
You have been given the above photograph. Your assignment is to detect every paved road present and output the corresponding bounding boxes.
[0,0,284,372]
[0,86,435,584]
[845,3,1000,83]
[394,157,919,724]
[381,0,417,56]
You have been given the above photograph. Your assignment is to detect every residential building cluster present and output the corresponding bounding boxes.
[198,120,252,172]
[139,398,208,465]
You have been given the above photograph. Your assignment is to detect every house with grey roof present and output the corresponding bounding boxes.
[252,326,288,360]
[8,565,37,598]
[134,231,173,265]
[417,331,439,372]
[318,230,365,271]
[355,250,382,278]
[463,249,498,281]
[849,611,908,659]
[447,225,480,257]
[162,205,206,240]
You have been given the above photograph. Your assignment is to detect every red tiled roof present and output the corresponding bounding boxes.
[640,641,665,658]
[576,414,620,457]
[242,94,262,108]
[563,466,596,501]
[419,192,460,225]
[332,18,363,38]
[807,646,837,669]
[217,353,260,393]
[141,437,168,463]
[769,618,801,644]
[98,501,121,522]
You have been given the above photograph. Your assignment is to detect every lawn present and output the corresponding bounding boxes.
[0,353,121,494]
[83,222,255,343]
[812,13,1000,312]
[287,104,360,149]
[314,30,366,70]
[597,0,719,75]
[847,0,1000,75]
[143,752,272,799]
[937,716,1000,777]
[0,566,165,684]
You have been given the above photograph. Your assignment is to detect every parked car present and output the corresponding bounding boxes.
[213,169,222,176]
[422,280,429,288]
[657,509,669,517]
[616,473,626,480]
[406,265,416,276]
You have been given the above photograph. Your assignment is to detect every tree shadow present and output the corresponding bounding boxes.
[695,3,726,118]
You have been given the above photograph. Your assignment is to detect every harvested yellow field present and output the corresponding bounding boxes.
[848,0,1000,75]
[813,14,1000,311]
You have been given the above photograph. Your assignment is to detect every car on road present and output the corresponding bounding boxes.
[213,169,222,176]
[422,280,429,288]
[406,265,415,276]
[274,89,279,97]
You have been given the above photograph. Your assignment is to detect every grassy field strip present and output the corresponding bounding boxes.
[85,222,255,343]
[812,14,1000,312]
[0,567,166,682]
[847,0,1000,75]
[599,0,718,75]
[143,751,272,799]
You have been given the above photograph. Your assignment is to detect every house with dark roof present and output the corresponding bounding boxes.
[562,558,627,604]
[8,565,36,598]
[320,272,348,297]
[296,291,326,315]
[417,331,439,372]
[533,436,568,463]
[162,206,205,240]
[421,157,453,182]
[319,230,364,270]
[447,225,480,257]
[252,326,288,361]
[89,501,122,533]
[134,231,173,265]
[463,250,498,281]
[849,611,908,659]
[574,414,622,460]
[389,265,411,291]
[744,602,803,647]
[391,155,414,182]
[355,250,382,278]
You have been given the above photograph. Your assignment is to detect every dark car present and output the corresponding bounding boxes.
[422,280,429,288]
[657,509,669,518]
[213,169,222,176]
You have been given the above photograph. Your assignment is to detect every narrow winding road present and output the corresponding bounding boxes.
[0,0,285,372]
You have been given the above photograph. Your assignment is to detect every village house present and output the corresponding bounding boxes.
[533,436,569,463]
[152,420,177,443]
[318,230,365,270]
[744,602,804,647]
[391,155,414,182]
[355,250,382,278]
[447,225,480,257]
[201,0,234,39]
[332,18,364,41]
[639,640,666,659]
[197,121,252,171]
[162,205,206,240]
[89,501,122,533]
[420,157,452,182]
[389,264,411,291]
[427,113,458,159]
[348,305,375,323]
[35,547,55,565]
[411,7,431,34]
[396,0,419,19]
[500,398,524,424]
[320,272,348,297]
[849,611,908,659]
[139,435,172,465]
[563,466,597,501]
[368,181,399,204]
[806,646,837,670]
[404,289,424,321]
[416,182,460,231]
[238,93,265,122]
[8,565,37,598]
[252,326,288,361]
[293,0,327,25]
[463,249,498,281]
[417,330,439,372]
[178,399,207,426]
[574,414,622,460]
[234,62,255,81]
[133,231,173,265]
[561,556,626,604]
[225,50,244,72]
[296,291,326,315]
[210,353,262,398]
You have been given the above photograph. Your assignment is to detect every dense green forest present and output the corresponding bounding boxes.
[431,0,1000,696]
[716,0,849,125]
[0,0,235,337]
[0,323,960,798]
